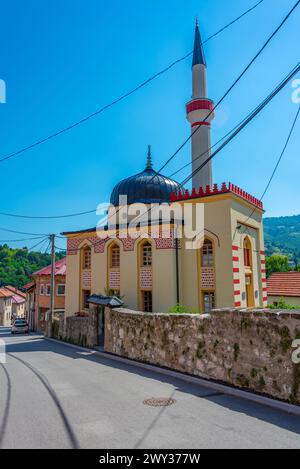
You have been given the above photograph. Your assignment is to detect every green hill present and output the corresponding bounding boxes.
[0,244,65,288]
[264,214,300,264]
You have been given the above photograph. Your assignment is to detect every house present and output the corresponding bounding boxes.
[23,281,35,330]
[0,288,13,326]
[28,258,66,332]
[11,294,26,318]
[62,23,267,318]
[267,271,300,307]
[4,285,26,320]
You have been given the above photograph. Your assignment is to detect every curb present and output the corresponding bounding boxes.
[45,337,300,417]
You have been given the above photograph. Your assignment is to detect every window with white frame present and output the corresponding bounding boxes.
[46,284,51,296]
[40,284,45,295]
[56,284,65,296]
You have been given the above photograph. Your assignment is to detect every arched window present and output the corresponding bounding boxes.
[243,238,252,268]
[110,243,120,268]
[141,241,152,266]
[201,239,214,267]
[82,246,91,270]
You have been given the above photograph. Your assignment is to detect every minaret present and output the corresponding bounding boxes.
[186,20,214,189]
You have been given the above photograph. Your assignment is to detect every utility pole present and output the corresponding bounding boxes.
[48,234,55,338]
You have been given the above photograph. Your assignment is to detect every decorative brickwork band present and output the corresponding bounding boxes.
[67,236,107,255]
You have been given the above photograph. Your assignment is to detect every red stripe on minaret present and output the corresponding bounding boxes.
[232,245,239,251]
[191,121,211,128]
[235,301,241,308]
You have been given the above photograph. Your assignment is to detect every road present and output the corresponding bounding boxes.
[0,326,300,449]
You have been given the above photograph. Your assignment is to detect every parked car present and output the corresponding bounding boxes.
[11,319,29,334]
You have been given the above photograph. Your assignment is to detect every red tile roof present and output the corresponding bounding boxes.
[0,288,13,298]
[267,272,300,297]
[32,257,66,277]
[12,294,25,304]
[23,281,35,291]
[4,285,26,298]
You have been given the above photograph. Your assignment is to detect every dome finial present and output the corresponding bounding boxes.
[146,144,152,170]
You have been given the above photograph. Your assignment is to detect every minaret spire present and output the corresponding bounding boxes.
[186,20,214,189]
[192,19,206,67]
[146,144,153,170]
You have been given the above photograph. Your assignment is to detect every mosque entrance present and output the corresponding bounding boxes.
[245,274,254,308]
[97,306,105,347]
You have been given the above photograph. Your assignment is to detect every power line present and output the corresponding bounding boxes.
[0,227,50,236]
[260,106,300,201]
[57,60,300,245]
[169,118,254,179]
[115,61,300,230]
[0,0,286,221]
[57,83,300,254]
[153,0,300,179]
[43,238,52,255]
[0,236,46,243]
[237,104,300,234]
[0,208,96,219]
[58,65,300,255]
[0,0,265,167]
[180,62,300,187]
[27,237,50,253]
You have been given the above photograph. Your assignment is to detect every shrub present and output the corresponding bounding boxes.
[268,298,298,310]
[169,304,200,315]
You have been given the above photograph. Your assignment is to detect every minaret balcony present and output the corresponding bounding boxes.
[186,98,214,114]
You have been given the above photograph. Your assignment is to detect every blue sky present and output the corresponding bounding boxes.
[0,0,299,250]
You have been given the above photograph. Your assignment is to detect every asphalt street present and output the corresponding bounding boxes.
[0,326,300,449]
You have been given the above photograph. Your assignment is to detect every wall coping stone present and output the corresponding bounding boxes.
[112,307,300,319]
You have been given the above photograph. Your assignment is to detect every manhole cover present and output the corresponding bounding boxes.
[143,397,176,407]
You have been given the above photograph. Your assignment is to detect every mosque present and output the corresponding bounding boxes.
[63,23,267,317]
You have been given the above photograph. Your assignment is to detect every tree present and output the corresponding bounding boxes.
[266,254,289,278]
[0,244,65,288]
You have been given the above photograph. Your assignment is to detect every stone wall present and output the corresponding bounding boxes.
[52,309,98,348]
[104,307,300,404]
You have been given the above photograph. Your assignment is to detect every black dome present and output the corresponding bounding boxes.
[110,148,182,206]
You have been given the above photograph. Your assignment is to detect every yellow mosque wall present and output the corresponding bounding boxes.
[63,191,266,318]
